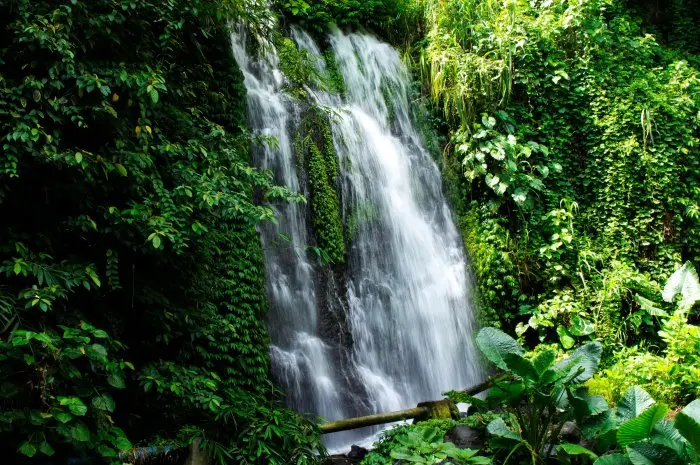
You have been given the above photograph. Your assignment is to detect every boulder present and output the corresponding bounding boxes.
[559,421,581,443]
[347,445,369,459]
[443,425,484,450]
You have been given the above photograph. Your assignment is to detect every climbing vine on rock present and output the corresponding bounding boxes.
[295,107,346,264]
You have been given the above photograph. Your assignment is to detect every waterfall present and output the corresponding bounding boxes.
[232,27,483,449]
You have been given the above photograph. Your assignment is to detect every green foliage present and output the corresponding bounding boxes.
[415,0,700,361]
[588,263,700,406]
[591,387,699,465]
[0,0,321,463]
[276,0,416,38]
[295,107,345,264]
[474,327,606,463]
[324,50,347,97]
[361,419,491,465]
[277,36,315,99]
[662,262,700,309]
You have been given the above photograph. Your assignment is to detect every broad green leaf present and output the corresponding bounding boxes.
[114,437,132,451]
[617,403,669,447]
[39,441,55,456]
[512,188,527,203]
[87,343,107,359]
[674,399,700,457]
[486,173,500,189]
[626,441,685,465]
[569,315,595,336]
[54,412,72,423]
[107,373,126,389]
[93,329,109,338]
[443,443,477,458]
[71,423,91,442]
[554,341,602,384]
[389,450,425,462]
[503,353,538,380]
[97,445,117,457]
[634,295,668,317]
[92,394,116,412]
[616,387,655,423]
[18,442,37,457]
[531,349,556,375]
[594,454,632,465]
[557,442,598,459]
[558,326,575,349]
[68,398,87,416]
[487,380,525,406]
[662,262,700,308]
[582,410,616,440]
[421,426,439,442]
[487,418,521,442]
[114,163,127,177]
[651,421,687,458]
[570,389,609,421]
[476,327,523,371]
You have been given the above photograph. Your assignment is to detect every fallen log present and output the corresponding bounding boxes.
[320,376,501,434]
[320,406,429,434]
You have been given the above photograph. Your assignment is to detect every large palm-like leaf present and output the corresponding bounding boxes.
[617,403,668,448]
[552,341,603,384]
[476,327,523,371]
[675,399,700,462]
[594,453,632,465]
[626,441,685,465]
[616,387,655,423]
[662,262,700,308]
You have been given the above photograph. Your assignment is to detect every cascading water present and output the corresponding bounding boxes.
[231,27,346,424]
[232,27,483,449]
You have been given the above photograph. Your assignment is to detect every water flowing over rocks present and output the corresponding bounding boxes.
[232,27,484,449]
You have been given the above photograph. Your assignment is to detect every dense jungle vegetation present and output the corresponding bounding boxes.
[1,0,698,464]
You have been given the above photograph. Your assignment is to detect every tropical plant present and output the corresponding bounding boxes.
[388,427,490,465]
[472,327,605,464]
[416,0,700,358]
[0,1,322,463]
[361,419,491,465]
[590,387,700,465]
[588,262,700,406]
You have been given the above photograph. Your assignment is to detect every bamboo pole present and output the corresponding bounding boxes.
[319,376,502,434]
[320,406,428,434]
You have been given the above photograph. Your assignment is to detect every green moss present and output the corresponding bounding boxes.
[345,201,380,245]
[277,37,314,95]
[323,49,347,96]
[296,109,345,264]
[458,203,521,328]
[380,78,398,122]
[307,139,345,264]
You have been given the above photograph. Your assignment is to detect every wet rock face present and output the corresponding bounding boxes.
[443,425,484,450]
[324,454,362,464]
[324,444,368,464]
[347,444,369,459]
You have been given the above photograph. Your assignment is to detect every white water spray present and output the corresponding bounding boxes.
[232,27,483,450]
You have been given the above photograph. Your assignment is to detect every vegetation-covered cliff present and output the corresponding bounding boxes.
[1,0,698,463]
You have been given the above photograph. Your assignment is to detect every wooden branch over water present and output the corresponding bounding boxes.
[320,406,428,434]
[319,375,501,434]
